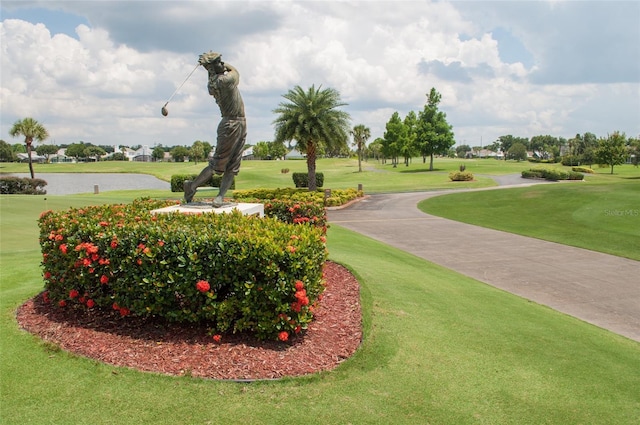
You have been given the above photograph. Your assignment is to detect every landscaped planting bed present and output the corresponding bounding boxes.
[38,198,328,341]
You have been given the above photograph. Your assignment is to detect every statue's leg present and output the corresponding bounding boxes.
[184,165,214,203]
[212,171,235,207]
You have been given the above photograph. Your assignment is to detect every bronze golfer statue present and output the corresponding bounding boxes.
[184,52,247,207]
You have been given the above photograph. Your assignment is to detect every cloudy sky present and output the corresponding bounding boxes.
[1,0,639,150]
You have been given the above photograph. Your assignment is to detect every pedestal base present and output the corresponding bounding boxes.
[151,202,264,217]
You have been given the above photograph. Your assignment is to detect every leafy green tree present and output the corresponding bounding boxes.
[152,146,165,162]
[170,145,190,162]
[382,112,405,167]
[83,145,106,161]
[253,141,270,159]
[0,140,17,162]
[415,88,455,170]
[12,143,26,154]
[627,137,640,166]
[350,124,371,172]
[269,141,287,159]
[596,132,629,174]
[202,141,213,159]
[190,140,206,164]
[36,144,59,163]
[65,142,89,160]
[402,111,418,166]
[508,142,528,162]
[273,85,351,191]
[498,135,528,161]
[109,152,128,161]
[9,117,49,178]
[368,138,384,162]
[456,144,472,158]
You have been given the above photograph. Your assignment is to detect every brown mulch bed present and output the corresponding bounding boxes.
[16,261,362,381]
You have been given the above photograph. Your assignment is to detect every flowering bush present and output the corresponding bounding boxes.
[38,198,328,340]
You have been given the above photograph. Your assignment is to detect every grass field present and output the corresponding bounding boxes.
[0,156,539,192]
[1,193,639,424]
[1,160,639,423]
[419,170,640,261]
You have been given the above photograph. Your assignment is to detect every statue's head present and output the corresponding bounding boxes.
[199,51,225,74]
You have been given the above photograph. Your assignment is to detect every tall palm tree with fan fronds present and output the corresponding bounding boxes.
[273,85,351,191]
[9,117,49,179]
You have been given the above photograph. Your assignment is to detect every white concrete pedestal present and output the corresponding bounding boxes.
[151,202,264,217]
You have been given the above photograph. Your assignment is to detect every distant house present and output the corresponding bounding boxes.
[285,149,305,159]
[17,153,46,163]
[242,146,255,160]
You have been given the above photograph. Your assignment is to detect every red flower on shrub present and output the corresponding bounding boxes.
[294,280,304,291]
[99,221,109,227]
[212,334,222,343]
[86,299,95,308]
[196,280,210,293]
[291,301,302,313]
[119,307,130,317]
[112,302,119,311]
[287,245,296,253]
[100,275,109,285]
[55,234,64,241]
[69,289,79,299]
[110,239,118,249]
[42,291,50,303]
[59,244,68,254]
[58,300,67,307]
[294,325,302,334]
[278,331,289,342]
[43,271,51,280]
[158,240,165,247]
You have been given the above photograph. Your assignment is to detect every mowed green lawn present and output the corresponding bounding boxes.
[419,170,640,261]
[0,156,534,192]
[1,161,639,424]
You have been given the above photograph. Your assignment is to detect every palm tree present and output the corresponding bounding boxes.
[273,85,351,191]
[350,124,371,172]
[9,117,49,178]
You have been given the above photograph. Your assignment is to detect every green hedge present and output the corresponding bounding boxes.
[292,172,324,188]
[233,187,363,207]
[170,174,235,192]
[572,166,594,173]
[38,198,328,341]
[521,167,584,181]
[0,176,47,194]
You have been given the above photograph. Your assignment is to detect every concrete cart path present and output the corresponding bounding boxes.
[328,188,640,343]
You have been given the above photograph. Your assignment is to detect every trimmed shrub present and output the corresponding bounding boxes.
[38,198,328,341]
[561,155,581,166]
[567,171,585,180]
[292,172,324,188]
[572,166,594,173]
[448,171,474,181]
[170,174,235,192]
[281,168,290,174]
[232,187,364,208]
[0,176,47,194]
[521,167,583,181]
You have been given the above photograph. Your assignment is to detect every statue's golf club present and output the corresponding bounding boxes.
[161,63,200,116]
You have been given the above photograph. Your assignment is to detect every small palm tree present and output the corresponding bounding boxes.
[350,124,371,172]
[273,85,351,191]
[9,117,49,178]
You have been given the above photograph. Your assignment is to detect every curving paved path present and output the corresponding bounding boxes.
[328,184,640,343]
